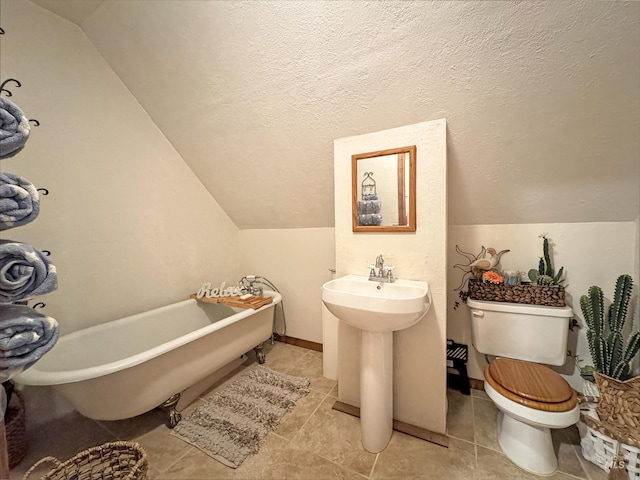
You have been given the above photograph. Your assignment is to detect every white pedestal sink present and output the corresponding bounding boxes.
[321,274,431,453]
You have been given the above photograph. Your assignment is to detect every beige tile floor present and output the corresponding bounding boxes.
[9,341,609,480]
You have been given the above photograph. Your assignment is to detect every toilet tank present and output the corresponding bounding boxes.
[467,298,573,366]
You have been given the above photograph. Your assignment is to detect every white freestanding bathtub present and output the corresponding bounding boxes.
[13,291,281,426]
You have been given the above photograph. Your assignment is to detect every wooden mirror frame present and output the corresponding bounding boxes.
[351,145,416,232]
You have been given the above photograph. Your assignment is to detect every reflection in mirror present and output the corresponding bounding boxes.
[352,146,416,232]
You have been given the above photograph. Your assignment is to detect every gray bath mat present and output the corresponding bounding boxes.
[172,365,310,468]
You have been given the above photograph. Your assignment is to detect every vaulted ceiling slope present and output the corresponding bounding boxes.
[30,0,102,25]
[32,1,640,229]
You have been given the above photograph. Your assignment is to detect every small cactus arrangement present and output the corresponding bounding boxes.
[581,274,640,437]
[453,235,567,307]
[528,234,564,286]
[581,274,639,381]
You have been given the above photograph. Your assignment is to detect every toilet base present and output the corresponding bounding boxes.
[496,411,557,476]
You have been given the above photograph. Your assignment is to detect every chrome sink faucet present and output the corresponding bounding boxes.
[368,254,395,282]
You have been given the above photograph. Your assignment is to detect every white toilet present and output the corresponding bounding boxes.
[468,298,580,476]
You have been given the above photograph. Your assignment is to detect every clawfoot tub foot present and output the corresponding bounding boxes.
[254,343,266,364]
[158,393,182,428]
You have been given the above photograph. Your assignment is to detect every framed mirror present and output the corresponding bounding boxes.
[351,145,416,232]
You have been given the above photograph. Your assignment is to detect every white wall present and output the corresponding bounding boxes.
[333,119,448,434]
[634,216,640,374]
[0,0,239,333]
[239,228,335,343]
[447,222,638,390]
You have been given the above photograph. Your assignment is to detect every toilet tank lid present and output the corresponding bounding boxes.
[467,298,573,318]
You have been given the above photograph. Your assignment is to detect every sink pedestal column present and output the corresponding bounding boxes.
[360,330,393,453]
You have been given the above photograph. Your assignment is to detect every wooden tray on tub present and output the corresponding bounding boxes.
[190,294,273,310]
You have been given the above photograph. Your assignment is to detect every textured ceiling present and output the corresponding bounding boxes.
[35,1,640,229]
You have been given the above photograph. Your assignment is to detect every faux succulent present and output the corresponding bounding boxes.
[581,274,639,381]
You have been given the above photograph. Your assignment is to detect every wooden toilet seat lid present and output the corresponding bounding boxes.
[485,358,577,412]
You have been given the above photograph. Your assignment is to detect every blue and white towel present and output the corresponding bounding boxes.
[0,97,31,160]
[357,199,381,215]
[0,240,57,303]
[358,213,382,226]
[0,304,59,382]
[0,172,40,230]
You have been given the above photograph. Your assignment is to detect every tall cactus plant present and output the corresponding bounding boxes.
[581,274,640,381]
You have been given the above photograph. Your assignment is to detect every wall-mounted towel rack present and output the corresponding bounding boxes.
[0,27,51,479]
[0,78,40,126]
[361,171,377,197]
[0,79,21,97]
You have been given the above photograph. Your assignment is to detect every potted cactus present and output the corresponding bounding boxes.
[581,274,639,439]
[528,234,565,286]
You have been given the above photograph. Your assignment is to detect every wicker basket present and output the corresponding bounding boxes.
[467,279,565,307]
[579,415,640,479]
[580,424,640,479]
[23,441,149,480]
[594,373,640,443]
[5,389,27,468]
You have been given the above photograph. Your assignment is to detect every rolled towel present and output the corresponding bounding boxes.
[358,213,382,226]
[0,172,40,230]
[362,194,378,201]
[0,304,59,381]
[0,240,57,303]
[0,97,31,160]
[357,199,381,215]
